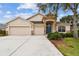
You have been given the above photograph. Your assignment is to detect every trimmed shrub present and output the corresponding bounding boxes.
[47,32,73,40]
[0,30,7,36]
[64,32,73,37]
[47,32,53,37]
[47,32,62,40]
[60,33,65,38]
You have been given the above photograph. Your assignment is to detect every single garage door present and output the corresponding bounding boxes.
[34,26,44,35]
[9,26,31,35]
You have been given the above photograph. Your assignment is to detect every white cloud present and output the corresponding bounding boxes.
[3,15,14,24]
[3,12,35,24]
[3,13,33,24]
[3,12,33,20]
[17,3,38,10]
[15,13,33,19]
[3,15,13,19]
[6,11,11,14]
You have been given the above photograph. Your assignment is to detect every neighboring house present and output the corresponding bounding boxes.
[0,24,6,30]
[6,13,71,36]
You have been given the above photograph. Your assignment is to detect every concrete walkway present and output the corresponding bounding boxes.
[0,36,63,56]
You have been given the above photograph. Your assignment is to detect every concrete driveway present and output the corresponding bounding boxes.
[0,36,62,56]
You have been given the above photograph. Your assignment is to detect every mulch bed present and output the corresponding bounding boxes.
[50,39,68,48]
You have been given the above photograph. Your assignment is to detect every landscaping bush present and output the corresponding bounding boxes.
[47,32,62,40]
[47,32,73,40]
[47,32,53,40]
[64,32,73,37]
[59,33,65,38]
[60,32,73,38]
[0,30,7,36]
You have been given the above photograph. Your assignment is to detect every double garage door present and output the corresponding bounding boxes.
[9,26,31,36]
[9,26,44,35]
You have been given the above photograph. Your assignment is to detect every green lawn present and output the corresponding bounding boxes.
[58,38,79,56]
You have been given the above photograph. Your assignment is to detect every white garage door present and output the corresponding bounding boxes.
[34,26,44,35]
[9,26,31,35]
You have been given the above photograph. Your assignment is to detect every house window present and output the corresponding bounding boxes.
[58,26,65,32]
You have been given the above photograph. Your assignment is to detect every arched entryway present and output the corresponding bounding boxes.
[46,22,52,34]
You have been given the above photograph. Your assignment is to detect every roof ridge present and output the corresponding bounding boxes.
[6,16,24,24]
[26,13,47,20]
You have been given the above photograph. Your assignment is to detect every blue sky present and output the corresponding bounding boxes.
[0,3,77,24]
[0,3,39,23]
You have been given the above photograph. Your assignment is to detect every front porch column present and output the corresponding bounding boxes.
[44,21,46,35]
[52,22,56,32]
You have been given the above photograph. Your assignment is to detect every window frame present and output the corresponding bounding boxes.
[58,26,65,32]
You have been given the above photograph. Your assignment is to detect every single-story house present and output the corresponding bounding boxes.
[5,13,71,36]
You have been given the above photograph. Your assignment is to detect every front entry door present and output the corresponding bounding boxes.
[46,23,52,34]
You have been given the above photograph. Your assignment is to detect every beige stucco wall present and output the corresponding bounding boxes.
[65,26,70,32]
[56,23,70,33]
[52,22,56,32]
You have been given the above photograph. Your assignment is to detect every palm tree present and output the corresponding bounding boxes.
[37,3,60,20]
[37,3,47,13]
[60,15,73,23]
[62,3,79,38]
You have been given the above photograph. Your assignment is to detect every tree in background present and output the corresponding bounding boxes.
[37,3,60,20]
[62,3,79,38]
[60,15,73,23]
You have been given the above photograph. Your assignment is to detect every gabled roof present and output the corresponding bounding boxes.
[6,13,47,25]
[6,17,24,25]
[6,13,56,25]
[26,13,47,22]
[26,13,47,20]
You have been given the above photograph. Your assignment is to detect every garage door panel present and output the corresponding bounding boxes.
[34,26,44,35]
[9,26,31,35]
